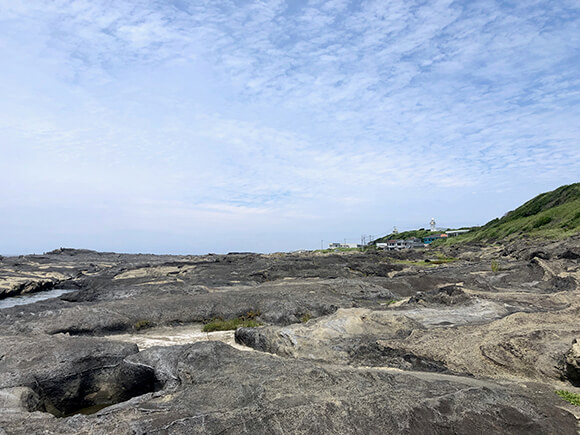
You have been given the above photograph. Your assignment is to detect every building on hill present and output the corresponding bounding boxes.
[386,240,405,250]
[445,230,470,237]
[328,242,362,249]
[376,238,424,250]
[423,234,448,244]
[405,238,424,248]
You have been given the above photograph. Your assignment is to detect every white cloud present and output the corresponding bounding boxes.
[0,0,578,253]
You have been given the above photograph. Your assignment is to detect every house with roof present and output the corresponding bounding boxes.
[423,234,448,244]
[387,239,406,250]
[404,238,424,249]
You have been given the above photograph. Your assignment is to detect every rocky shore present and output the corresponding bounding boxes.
[0,238,579,434]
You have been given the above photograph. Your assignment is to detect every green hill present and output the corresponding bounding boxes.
[373,229,433,244]
[456,182,580,242]
[374,183,580,245]
[461,183,580,240]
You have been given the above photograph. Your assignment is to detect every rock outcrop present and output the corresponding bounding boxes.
[563,338,580,386]
[0,335,155,417]
[0,240,578,433]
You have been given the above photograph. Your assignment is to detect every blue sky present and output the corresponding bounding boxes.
[1,0,579,254]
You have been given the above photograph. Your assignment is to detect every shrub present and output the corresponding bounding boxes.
[133,320,153,331]
[300,313,312,323]
[202,316,262,332]
[555,390,580,406]
[491,260,500,273]
[533,216,552,228]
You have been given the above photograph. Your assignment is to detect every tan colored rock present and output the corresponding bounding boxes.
[0,387,40,413]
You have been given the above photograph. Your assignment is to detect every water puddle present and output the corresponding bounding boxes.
[0,289,75,309]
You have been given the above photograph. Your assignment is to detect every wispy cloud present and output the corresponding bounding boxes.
[1,0,578,253]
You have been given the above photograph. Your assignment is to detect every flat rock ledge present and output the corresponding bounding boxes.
[0,241,579,434]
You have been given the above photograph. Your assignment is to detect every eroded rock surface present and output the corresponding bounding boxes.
[0,238,579,433]
[0,342,577,434]
[563,339,580,386]
[0,335,154,417]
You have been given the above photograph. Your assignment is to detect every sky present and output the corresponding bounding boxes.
[1,0,579,255]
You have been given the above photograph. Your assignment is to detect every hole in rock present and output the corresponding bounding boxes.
[33,361,157,417]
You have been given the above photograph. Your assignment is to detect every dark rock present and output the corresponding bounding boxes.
[559,248,580,260]
[561,338,580,386]
[544,276,577,292]
[0,335,154,416]
[2,341,571,434]
[0,243,579,433]
[348,341,452,373]
[526,250,551,260]
[235,327,274,353]
[407,285,470,305]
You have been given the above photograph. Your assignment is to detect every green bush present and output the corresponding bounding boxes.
[202,312,262,332]
[555,390,580,406]
[133,320,153,331]
[533,216,552,228]
[491,260,500,273]
[300,313,312,323]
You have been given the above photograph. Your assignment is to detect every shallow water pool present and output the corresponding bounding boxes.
[0,289,75,309]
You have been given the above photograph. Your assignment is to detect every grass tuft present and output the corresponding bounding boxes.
[133,320,153,331]
[202,310,263,332]
[203,318,262,332]
[555,390,580,406]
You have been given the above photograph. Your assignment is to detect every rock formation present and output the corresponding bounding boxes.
[0,237,579,433]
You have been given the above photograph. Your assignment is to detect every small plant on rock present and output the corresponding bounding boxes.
[555,390,580,406]
[133,320,153,331]
[202,311,263,332]
[491,260,500,273]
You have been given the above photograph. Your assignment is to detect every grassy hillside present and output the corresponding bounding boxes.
[445,183,580,243]
[373,227,476,244]
[373,229,433,244]
[374,183,580,245]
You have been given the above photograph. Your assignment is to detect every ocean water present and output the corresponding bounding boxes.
[0,289,75,309]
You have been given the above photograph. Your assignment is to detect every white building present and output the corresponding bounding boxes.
[445,230,470,237]
[328,243,362,249]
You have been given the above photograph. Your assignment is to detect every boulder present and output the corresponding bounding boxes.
[0,335,155,416]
